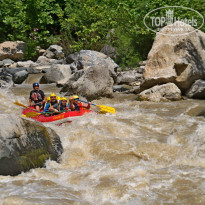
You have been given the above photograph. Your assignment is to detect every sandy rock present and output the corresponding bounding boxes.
[137,83,182,102]
[0,41,26,61]
[143,21,205,93]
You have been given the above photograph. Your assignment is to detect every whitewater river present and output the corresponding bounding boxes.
[0,82,205,204]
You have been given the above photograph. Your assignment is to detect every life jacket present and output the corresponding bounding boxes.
[74,102,83,111]
[60,104,69,111]
[49,101,60,111]
[31,91,43,102]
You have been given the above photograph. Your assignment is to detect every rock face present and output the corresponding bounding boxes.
[137,83,182,102]
[143,22,205,93]
[0,41,27,61]
[66,50,118,81]
[39,64,72,84]
[186,80,205,99]
[43,45,65,60]
[0,115,63,176]
[61,64,114,100]
[116,70,143,85]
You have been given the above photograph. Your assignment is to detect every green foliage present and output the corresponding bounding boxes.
[0,0,204,66]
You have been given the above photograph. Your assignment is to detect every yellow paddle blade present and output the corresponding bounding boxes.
[96,105,115,114]
[25,112,41,117]
[14,101,29,109]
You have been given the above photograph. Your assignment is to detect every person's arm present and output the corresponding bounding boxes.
[82,102,91,109]
[69,98,75,111]
[29,91,33,106]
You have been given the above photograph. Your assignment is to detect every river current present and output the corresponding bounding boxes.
[0,82,205,204]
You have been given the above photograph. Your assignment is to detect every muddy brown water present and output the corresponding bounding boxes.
[0,82,205,204]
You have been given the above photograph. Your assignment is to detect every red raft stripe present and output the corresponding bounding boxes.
[22,107,92,122]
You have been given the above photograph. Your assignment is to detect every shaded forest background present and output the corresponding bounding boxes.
[0,0,204,67]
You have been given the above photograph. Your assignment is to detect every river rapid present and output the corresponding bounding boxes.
[0,83,205,205]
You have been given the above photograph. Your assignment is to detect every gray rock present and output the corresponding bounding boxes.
[66,50,118,81]
[39,64,72,85]
[139,61,147,66]
[13,70,29,84]
[2,58,14,67]
[0,69,13,88]
[113,85,129,92]
[43,45,65,59]
[0,41,26,61]
[36,56,65,65]
[17,60,38,68]
[100,45,117,59]
[0,115,63,176]
[61,64,114,101]
[137,83,182,102]
[5,67,27,75]
[116,70,143,85]
[0,61,3,67]
[186,80,205,99]
[138,66,145,74]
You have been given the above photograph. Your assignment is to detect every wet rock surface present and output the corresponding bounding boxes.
[0,115,63,176]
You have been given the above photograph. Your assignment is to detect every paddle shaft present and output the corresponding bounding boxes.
[77,99,95,106]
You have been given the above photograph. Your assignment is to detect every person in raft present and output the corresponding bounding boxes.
[60,97,71,112]
[29,82,46,111]
[44,93,60,113]
[69,95,91,111]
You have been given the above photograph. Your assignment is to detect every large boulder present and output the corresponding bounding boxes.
[39,64,72,85]
[143,21,205,93]
[116,70,143,85]
[137,83,182,102]
[0,115,63,176]
[61,64,114,100]
[43,45,65,60]
[66,50,118,81]
[186,80,205,99]
[13,70,29,84]
[0,41,26,61]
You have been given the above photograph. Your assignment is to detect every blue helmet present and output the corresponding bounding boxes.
[33,82,39,88]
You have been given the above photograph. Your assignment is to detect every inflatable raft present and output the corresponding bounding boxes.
[22,107,92,123]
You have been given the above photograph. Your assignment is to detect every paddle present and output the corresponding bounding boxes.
[77,99,115,114]
[14,101,42,112]
[25,111,65,117]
